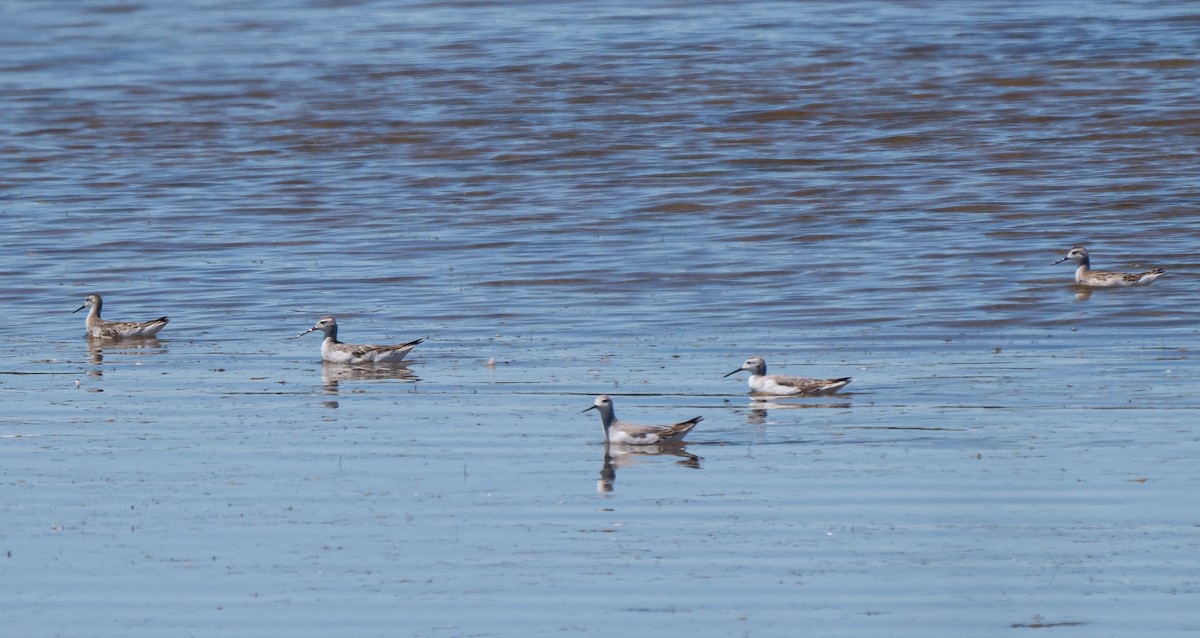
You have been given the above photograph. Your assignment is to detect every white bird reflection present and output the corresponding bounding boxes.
[321,362,417,393]
[85,337,167,364]
[744,398,851,425]
[597,443,701,495]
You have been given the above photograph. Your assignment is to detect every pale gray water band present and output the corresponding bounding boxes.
[2,1,1199,636]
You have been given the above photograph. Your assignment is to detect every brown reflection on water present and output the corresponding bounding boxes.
[85,337,167,365]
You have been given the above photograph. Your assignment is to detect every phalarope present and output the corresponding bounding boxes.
[73,293,169,339]
[297,316,423,364]
[583,395,701,445]
[1054,246,1164,287]
[724,356,851,396]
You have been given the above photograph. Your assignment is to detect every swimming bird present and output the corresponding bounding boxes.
[583,395,701,445]
[1054,246,1164,287]
[724,356,851,396]
[73,293,169,339]
[297,316,423,364]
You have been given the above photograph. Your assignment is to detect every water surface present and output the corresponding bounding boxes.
[2,1,1199,636]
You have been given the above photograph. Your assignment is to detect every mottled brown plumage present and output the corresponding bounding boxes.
[74,294,168,339]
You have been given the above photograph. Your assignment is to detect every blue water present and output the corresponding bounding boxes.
[2,1,1199,636]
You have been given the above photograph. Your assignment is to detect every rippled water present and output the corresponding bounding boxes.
[2,1,1199,636]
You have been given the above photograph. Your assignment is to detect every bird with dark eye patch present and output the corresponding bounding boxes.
[296,316,423,364]
[724,356,851,396]
[1054,246,1164,287]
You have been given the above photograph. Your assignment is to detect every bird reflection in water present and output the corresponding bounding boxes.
[597,443,701,495]
[321,362,417,393]
[745,398,851,425]
[85,337,167,365]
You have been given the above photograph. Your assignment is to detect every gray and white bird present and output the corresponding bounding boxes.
[1054,246,1164,287]
[583,395,701,445]
[725,356,851,396]
[297,316,423,364]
